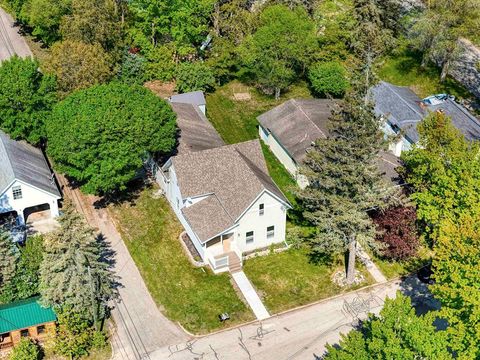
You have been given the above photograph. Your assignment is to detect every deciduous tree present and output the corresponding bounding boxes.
[46,83,176,194]
[0,56,56,144]
[175,62,216,93]
[239,5,317,99]
[308,61,349,97]
[324,293,452,359]
[0,230,18,303]
[44,40,113,96]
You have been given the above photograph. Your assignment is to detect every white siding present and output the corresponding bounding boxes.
[233,191,287,254]
[259,126,299,176]
[0,180,59,222]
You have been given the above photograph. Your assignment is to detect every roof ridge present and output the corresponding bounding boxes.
[212,193,235,222]
[385,83,424,119]
[292,99,327,137]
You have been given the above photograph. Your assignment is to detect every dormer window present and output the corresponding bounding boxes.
[12,186,22,200]
[259,203,264,216]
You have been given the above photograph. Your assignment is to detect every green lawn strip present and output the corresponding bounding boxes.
[243,248,375,314]
[370,246,433,280]
[379,42,472,99]
[109,186,253,334]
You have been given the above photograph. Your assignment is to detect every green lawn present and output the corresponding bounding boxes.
[243,248,375,314]
[379,43,472,99]
[109,186,253,334]
[371,246,433,281]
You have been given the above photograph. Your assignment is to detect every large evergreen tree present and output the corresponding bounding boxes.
[324,293,452,359]
[39,205,118,322]
[297,88,397,283]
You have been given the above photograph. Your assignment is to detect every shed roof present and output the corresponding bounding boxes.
[0,131,60,197]
[0,297,56,334]
[170,102,224,154]
[170,91,206,107]
[172,140,290,242]
[257,99,335,163]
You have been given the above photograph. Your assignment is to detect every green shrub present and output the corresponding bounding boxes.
[175,62,216,93]
[9,338,42,360]
[308,61,349,97]
[118,52,146,85]
[144,45,176,82]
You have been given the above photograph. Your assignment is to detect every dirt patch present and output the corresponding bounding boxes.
[144,80,176,99]
[233,92,251,101]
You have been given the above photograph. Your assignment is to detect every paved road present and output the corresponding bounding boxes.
[150,276,437,360]
[0,7,32,61]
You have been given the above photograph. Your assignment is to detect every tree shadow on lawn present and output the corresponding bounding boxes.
[93,178,148,210]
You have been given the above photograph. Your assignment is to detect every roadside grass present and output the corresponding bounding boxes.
[371,246,433,281]
[243,247,375,314]
[379,43,472,99]
[109,185,253,334]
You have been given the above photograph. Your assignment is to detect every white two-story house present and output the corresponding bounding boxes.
[154,102,291,273]
[0,131,61,225]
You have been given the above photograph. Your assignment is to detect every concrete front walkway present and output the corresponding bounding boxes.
[232,271,270,320]
[357,244,387,283]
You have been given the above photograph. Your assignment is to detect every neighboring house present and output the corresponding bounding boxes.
[0,297,56,352]
[258,99,404,188]
[0,131,61,225]
[154,103,291,273]
[170,90,207,115]
[372,81,480,156]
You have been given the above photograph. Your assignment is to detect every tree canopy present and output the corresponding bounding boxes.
[46,82,176,194]
[324,293,452,359]
[0,56,56,144]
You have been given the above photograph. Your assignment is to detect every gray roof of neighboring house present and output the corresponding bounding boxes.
[172,140,290,242]
[170,91,206,107]
[170,102,224,154]
[0,131,60,197]
[257,99,335,164]
[372,81,480,143]
[378,151,405,186]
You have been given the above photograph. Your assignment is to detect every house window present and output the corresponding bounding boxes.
[259,203,264,216]
[246,231,254,244]
[267,226,275,239]
[12,186,22,200]
[20,329,29,337]
[0,332,10,343]
[37,325,45,335]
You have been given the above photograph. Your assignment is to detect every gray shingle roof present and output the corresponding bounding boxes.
[173,140,290,242]
[257,99,335,163]
[0,131,60,197]
[170,91,206,107]
[378,151,404,186]
[372,81,480,143]
[170,102,224,154]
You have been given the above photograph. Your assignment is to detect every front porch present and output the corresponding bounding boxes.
[205,233,243,274]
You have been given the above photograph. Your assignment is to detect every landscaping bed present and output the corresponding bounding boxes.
[243,248,375,314]
[109,185,253,334]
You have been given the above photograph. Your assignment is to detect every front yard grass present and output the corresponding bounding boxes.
[109,185,253,334]
[371,246,433,281]
[243,248,375,314]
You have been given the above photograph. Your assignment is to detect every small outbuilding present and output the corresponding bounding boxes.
[0,297,56,352]
[170,91,207,115]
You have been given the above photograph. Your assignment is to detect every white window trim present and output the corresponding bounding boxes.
[246,231,254,244]
[12,185,22,200]
[266,226,275,239]
[259,203,264,216]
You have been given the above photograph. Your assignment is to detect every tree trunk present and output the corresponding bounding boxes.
[346,240,357,284]
[274,87,281,100]
[440,58,451,83]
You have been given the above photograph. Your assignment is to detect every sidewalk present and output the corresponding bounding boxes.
[232,271,270,320]
[0,7,32,61]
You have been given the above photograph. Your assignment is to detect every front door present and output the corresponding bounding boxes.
[222,234,232,252]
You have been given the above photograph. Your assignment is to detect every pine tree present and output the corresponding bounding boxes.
[0,229,19,302]
[39,204,118,323]
[297,89,398,283]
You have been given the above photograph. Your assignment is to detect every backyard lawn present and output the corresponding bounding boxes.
[109,185,253,334]
[379,42,472,99]
[243,248,375,314]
